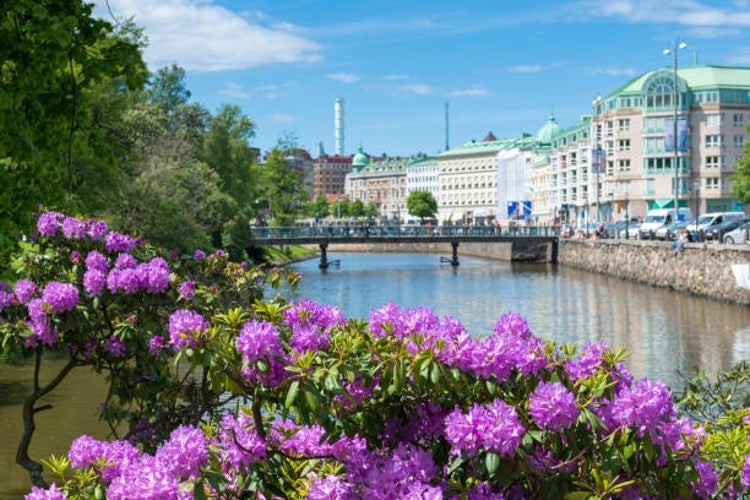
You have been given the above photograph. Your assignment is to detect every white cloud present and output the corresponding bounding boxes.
[381,74,409,81]
[327,73,360,84]
[217,82,250,99]
[585,66,638,77]
[395,84,433,96]
[505,65,544,73]
[94,0,322,72]
[448,85,491,97]
[268,113,297,124]
[572,0,750,28]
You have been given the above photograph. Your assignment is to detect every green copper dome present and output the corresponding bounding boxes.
[351,146,369,171]
[535,113,563,145]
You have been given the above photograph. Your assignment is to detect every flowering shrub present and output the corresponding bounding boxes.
[4,210,750,499]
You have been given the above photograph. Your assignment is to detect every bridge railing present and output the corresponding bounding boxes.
[250,225,559,240]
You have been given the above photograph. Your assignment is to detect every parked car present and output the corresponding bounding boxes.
[660,219,696,241]
[703,218,748,241]
[619,221,641,239]
[723,220,750,244]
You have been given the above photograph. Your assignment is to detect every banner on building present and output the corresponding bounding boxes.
[591,148,607,174]
[664,117,689,152]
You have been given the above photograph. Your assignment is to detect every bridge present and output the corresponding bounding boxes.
[249,225,559,269]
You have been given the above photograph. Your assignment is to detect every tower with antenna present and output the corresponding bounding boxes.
[334,98,345,156]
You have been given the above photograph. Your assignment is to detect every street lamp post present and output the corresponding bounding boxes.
[664,39,687,221]
[592,95,602,223]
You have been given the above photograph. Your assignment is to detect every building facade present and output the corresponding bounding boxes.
[544,65,750,227]
[345,147,408,222]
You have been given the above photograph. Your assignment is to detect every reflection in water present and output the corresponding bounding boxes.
[1,252,749,497]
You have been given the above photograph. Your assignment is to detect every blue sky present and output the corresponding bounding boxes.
[94,0,750,157]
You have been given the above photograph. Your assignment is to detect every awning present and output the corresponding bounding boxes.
[654,198,675,208]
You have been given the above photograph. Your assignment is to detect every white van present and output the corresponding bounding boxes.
[639,208,693,239]
[692,212,746,233]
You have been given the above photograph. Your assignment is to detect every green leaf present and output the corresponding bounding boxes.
[285,380,300,408]
[485,451,500,474]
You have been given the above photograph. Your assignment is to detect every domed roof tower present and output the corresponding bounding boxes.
[351,146,369,172]
[535,112,563,146]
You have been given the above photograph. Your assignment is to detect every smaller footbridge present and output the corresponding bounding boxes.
[250,225,559,269]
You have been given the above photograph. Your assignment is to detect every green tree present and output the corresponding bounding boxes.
[406,190,438,222]
[202,104,258,209]
[261,149,308,226]
[365,201,380,219]
[730,130,750,203]
[309,194,331,219]
[0,1,147,267]
[350,199,366,218]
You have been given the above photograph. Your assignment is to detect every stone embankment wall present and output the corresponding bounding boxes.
[559,239,750,305]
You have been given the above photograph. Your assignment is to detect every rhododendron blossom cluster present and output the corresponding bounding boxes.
[5,211,750,499]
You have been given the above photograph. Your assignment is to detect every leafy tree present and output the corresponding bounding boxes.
[202,104,259,210]
[406,190,438,222]
[730,131,750,203]
[0,1,147,267]
[261,149,308,226]
[309,194,330,219]
[350,199,366,218]
[331,198,350,218]
[365,201,380,219]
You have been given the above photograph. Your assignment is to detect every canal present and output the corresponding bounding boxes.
[1,251,749,497]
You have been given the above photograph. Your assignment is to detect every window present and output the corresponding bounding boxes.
[706,177,721,190]
[735,135,745,148]
[706,156,723,169]
[618,159,631,172]
[617,119,630,131]
[706,135,724,148]
[706,114,722,127]
[734,114,745,128]
[618,139,631,152]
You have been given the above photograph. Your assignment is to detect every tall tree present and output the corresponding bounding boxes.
[0,1,146,266]
[261,149,308,226]
[730,132,750,204]
[202,104,259,209]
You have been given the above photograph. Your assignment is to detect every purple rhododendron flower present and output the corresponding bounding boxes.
[14,279,39,305]
[179,280,195,300]
[444,400,525,458]
[308,475,353,500]
[283,298,344,352]
[149,335,167,355]
[24,484,65,500]
[62,216,86,239]
[610,378,675,437]
[104,336,126,357]
[105,231,138,253]
[155,425,209,478]
[114,253,136,270]
[565,341,608,381]
[193,249,206,262]
[42,282,79,314]
[68,434,105,468]
[83,269,106,296]
[236,319,288,386]
[691,460,718,499]
[215,411,267,470]
[528,381,580,432]
[87,219,108,240]
[85,251,109,273]
[139,257,170,293]
[168,309,208,350]
[36,212,63,237]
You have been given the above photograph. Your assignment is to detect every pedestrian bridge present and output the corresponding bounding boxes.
[249,225,559,268]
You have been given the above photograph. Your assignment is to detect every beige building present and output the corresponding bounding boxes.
[344,147,408,223]
[541,65,750,226]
